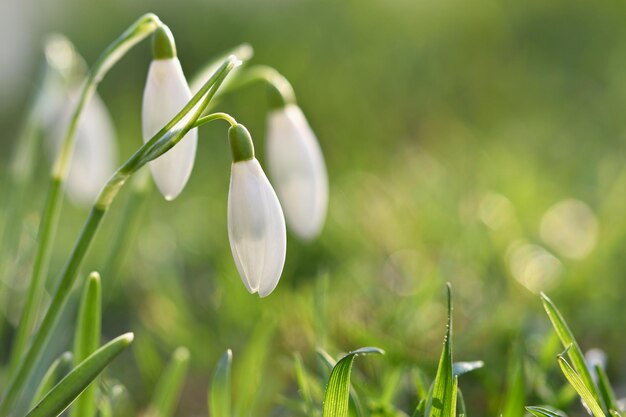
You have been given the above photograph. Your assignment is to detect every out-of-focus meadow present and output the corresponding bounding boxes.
[2,0,626,415]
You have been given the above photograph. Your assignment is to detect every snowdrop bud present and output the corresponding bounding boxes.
[266,104,328,240]
[228,124,286,297]
[142,25,197,201]
[48,89,117,206]
[64,93,117,204]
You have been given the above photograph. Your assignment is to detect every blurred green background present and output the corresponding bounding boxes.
[2,0,626,415]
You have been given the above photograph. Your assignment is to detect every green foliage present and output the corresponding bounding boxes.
[322,347,384,417]
[209,350,233,417]
[26,333,134,417]
[70,272,102,417]
[425,285,455,417]
[147,346,190,417]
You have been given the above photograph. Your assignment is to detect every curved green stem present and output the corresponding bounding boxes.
[192,112,238,128]
[6,13,162,384]
[222,65,296,108]
[0,55,239,415]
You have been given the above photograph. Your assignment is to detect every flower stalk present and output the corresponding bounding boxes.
[6,13,162,383]
[0,46,240,417]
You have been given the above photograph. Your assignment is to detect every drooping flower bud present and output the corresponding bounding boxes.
[266,103,328,240]
[141,25,197,200]
[227,124,286,297]
[42,34,117,205]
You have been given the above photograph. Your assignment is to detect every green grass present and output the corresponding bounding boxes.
[1,1,626,416]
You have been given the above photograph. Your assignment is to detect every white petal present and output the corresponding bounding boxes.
[266,104,328,240]
[48,90,117,205]
[67,93,117,204]
[228,159,286,297]
[142,58,197,201]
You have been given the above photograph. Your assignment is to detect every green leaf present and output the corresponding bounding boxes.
[452,361,483,377]
[426,284,455,417]
[526,406,568,417]
[233,320,275,417]
[317,348,367,417]
[30,352,73,408]
[147,346,190,417]
[595,364,620,414]
[500,345,526,417]
[557,354,606,417]
[26,333,134,417]
[70,272,102,417]
[541,293,602,409]
[209,349,232,417]
[293,353,315,415]
[321,347,384,417]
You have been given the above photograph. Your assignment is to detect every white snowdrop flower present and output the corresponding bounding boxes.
[227,124,286,297]
[59,92,117,204]
[266,103,328,240]
[41,35,117,205]
[141,26,197,201]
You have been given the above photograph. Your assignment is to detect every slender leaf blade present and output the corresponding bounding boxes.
[595,365,620,414]
[26,333,134,417]
[70,272,102,417]
[321,347,384,417]
[541,293,602,409]
[31,352,73,408]
[557,355,606,417]
[526,406,568,417]
[500,345,526,417]
[426,284,455,417]
[209,349,232,417]
[147,346,190,417]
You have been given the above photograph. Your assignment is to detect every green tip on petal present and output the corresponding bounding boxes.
[229,124,255,162]
[152,24,177,59]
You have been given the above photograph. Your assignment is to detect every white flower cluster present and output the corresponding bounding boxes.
[140,30,328,296]
[40,27,328,298]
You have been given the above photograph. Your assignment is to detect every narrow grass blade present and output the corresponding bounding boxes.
[595,365,620,414]
[147,346,190,417]
[541,293,602,409]
[31,352,73,408]
[500,345,526,417]
[294,353,315,414]
[70,272,102,417]
[233,320,274,417]
[526,406,568,417]
[26,333,134,417]
[557,354,606,417]
[321,347,384,417]
[412,399,426,417]
[451,376,459,417]
[317,347,367,417]
[425,284,455,417]
[209,349,232,417]
[452,361,483,377]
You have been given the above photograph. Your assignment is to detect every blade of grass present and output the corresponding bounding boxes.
[209,350,232,417]
[26,333,134,417]
[293,353,314,414]
[30,352,73,408]
[500,345,526,417]
[317,348,367,417]
[425,283,455,417]
[541,293,603,410]
[595,365,620,415]
[526,406,568,417]
[70,272,102,417]
[557,354,606,417]
[321,347,384,417]
[147,347,190,417]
